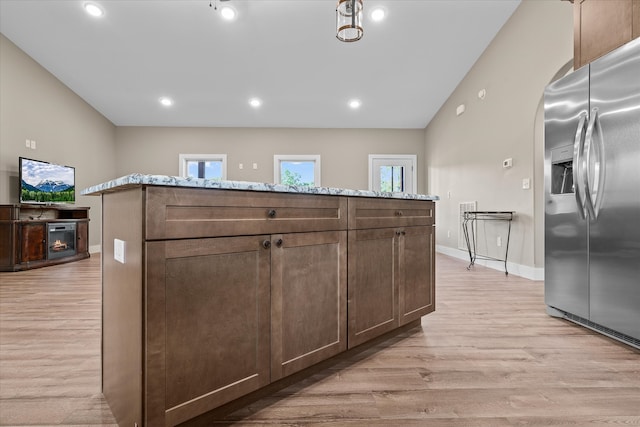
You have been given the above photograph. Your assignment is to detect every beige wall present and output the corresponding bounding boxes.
[115,127,425,192]
[0,34,117,250]
[424,0,573,276]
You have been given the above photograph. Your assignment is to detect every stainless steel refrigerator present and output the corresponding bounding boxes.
[544,37,640,348]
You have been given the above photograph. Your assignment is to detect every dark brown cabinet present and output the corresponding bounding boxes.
[76,221,88,255]
[143,231,346,426]
[270,230,347,381]
[146,236,272,426]
[398,225,435,326]
[347,198,435,348]
[0,204,90,271]
[19,222,46,263]
[347,227,399,347]
[97,185,435,427]
[101,187,351,427]
[574,0,640,69]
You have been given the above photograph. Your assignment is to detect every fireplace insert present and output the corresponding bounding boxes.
[48,223,77,260]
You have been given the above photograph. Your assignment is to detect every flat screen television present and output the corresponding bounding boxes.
[19,157,75,204]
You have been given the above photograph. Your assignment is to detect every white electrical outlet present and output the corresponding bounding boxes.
[25,139,31,148]
[30,140,37,149]
[239,163,244,169]
[522,178,530,190]
[447,230,451,238]
[497,236,502,247]
[114,239,126,264]
[252,163,258,170]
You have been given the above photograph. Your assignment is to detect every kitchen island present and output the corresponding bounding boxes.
[82,174,438,427]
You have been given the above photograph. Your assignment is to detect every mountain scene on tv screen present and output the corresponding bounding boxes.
[21,179,75,203]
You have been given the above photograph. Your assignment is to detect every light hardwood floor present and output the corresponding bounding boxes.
[1,254,638,426]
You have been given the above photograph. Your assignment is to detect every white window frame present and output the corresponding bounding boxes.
[274,155,321,187]
[368,154,417,194]
[179,154,227,180]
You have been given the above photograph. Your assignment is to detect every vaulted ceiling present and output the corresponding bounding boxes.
[0,0,520,128]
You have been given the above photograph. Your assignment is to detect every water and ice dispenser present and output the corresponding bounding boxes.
[551,144,574,194]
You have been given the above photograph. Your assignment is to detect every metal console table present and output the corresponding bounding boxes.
[462,211,514,275]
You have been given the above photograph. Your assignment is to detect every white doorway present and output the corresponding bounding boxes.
[368,155,417,194]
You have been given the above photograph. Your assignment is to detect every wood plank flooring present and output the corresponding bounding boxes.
[0,257,116,426]
[1,254,638,426]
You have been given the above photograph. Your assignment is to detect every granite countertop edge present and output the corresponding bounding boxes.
[81,174,439,201]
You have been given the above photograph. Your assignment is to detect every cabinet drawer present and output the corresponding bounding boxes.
[348,197,435,230]
[145,187,347,240]
[0,206,19,221]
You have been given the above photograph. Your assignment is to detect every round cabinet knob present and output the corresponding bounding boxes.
[275,239,283,247]
[267,209,277,218]
[396,210,403,216]
[262,240,271,249]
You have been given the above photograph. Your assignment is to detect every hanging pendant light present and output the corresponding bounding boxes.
[336,0,363,42]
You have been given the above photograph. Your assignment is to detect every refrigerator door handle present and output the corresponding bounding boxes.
[583,107,604,220]
[573,112,588,219]
[590,108,606,219]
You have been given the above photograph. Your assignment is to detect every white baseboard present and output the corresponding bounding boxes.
[89,244,102,254]
[436,245,544,281]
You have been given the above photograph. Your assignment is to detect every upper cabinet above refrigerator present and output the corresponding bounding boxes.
[573,0,640,69]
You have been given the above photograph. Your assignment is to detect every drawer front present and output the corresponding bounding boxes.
[145,187,347,240]
[0,206,19,221]
[348,197,435,230]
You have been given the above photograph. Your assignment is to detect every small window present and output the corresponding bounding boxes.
[369,154,417,194]
[179,154,227,180]
[274,155,321,187]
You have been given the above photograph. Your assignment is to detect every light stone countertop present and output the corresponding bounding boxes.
[81,173,439,201]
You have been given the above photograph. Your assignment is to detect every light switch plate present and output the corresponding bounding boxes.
[114,239,125,264]
[522,178,531,190]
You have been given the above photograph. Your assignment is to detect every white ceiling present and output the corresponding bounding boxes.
[0,0,520,129]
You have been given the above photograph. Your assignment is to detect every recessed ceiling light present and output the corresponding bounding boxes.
[83,2,104,17]
[249,98,262,108]
[371,8,386,22]
[220,6,236,20]
[349,99,362,109]
[159,97,173,107]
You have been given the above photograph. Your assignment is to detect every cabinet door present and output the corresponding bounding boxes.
[146,236,271,427]
[347,228,399,348]
[76,221,88,255]
[0,222,15,268]
[20,222,46,262]
[271,231,347,381]
[399,226,435,326]
[575,0,636,68]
